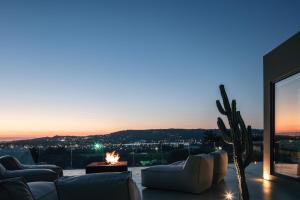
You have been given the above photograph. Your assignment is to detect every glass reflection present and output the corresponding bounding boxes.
[275,72,300,179]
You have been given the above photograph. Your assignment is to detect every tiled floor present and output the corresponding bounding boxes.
[64,162,300,200]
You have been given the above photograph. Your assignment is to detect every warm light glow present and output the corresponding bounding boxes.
[263,172,270,180]
[105,151,120,165]
[224,192,234,200]
[262,178,272,196]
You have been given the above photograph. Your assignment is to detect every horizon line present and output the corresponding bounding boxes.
[0,127,266,142]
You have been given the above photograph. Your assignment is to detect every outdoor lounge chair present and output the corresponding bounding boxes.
[0,155,63,177]
[141,154,214,194]
[141,150,228,193]
[0,163,58,182]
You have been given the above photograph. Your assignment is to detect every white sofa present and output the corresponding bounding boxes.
[0,163,58,182]
[0,155,63,180]
[29,172,141,200]
[142,154,214,193]
[141,150,228,193]
[1,172,141,200]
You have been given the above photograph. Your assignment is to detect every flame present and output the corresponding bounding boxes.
[105,151,120,165]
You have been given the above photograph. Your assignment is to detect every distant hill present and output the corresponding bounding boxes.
[106,129,219,142]
[2,128,263,145]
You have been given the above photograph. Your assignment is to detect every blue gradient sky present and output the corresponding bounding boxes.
[0,1,299,138]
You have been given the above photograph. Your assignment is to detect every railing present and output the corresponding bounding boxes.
[0,140,264,169]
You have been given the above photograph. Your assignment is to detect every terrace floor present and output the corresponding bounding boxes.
[64,162,300,200]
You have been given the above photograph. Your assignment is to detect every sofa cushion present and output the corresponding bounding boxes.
[142,154,214,194]
[23,164,63,177]
[28,181,58,200]
[55,172,132,200]
[210,150,228,184]
[0,177,34,200]
[6,169,59,182]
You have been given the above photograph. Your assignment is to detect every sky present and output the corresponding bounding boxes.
[0,0,299,140]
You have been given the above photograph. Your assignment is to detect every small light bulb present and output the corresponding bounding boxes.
[225,192,233,200]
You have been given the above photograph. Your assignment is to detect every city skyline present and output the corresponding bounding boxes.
[0,1,300,139]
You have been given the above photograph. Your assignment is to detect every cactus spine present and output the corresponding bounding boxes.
[216,84,253,200]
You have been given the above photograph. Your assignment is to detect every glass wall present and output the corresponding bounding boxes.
[274,72,300,179]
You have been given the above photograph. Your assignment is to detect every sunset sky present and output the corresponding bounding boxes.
[0,1,300,140]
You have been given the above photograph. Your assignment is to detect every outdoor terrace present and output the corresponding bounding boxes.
[64,162,300,200]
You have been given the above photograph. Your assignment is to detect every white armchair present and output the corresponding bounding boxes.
[0,163,58,182]
[141,154,214,194]
[0,155,63,177]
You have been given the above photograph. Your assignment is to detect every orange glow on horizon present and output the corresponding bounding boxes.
[275,98,300,133]
[0,109,217,140]
[0,130,109,141]
[0,122,216,140]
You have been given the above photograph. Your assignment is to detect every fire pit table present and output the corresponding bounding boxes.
[85,161,128,174]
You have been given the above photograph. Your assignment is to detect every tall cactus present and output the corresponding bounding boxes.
[216,84,253,200]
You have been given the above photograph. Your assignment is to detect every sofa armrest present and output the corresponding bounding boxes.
[170,160,185,165]
[6,169,58,182]
[143,165,184,172]
[0,155,22,170]
[55,172,138,200]
[22,164,63,177]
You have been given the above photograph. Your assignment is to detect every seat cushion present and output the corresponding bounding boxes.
[141,165,187,191]
[28,181,58,200]
[55,172,132,200]
[24,164,63,177]
[6,169,59,182]
[0,177,34,200]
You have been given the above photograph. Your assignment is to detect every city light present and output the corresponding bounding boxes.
[94,143,103,151]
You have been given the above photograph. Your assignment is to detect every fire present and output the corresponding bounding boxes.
[105,151,120,165]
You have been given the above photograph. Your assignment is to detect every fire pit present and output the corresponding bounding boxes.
[85,151,128,174]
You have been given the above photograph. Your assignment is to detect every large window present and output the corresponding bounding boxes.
[274,72,300,179]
